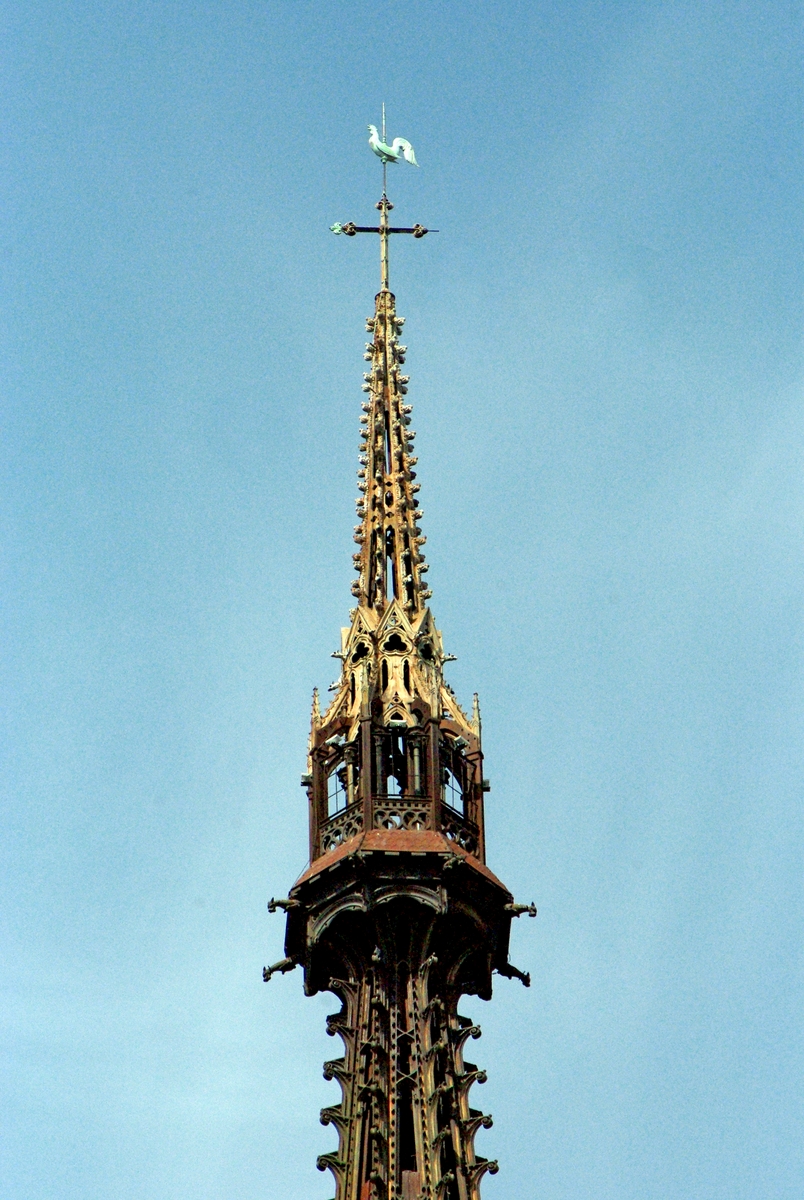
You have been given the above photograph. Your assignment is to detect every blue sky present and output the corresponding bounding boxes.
[2,2,802,1198]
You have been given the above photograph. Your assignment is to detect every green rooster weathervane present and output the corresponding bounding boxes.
[367,122,418,166]
[330,105,437,290]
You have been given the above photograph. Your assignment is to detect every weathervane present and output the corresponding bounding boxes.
[330,104,437,289]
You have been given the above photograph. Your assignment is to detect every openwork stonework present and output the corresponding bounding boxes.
[265,159,535,1200]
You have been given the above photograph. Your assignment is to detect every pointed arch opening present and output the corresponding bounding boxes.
[327,761,348,816]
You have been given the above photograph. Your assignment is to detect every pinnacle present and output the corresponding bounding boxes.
[348,289,431,617]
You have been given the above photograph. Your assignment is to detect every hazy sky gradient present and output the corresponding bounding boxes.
[3,2,802,1198]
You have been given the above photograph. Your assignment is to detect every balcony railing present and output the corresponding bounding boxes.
[374,797,431,832]
[440,803,480,855]
[318,797,481,858]
[320,800,364,854]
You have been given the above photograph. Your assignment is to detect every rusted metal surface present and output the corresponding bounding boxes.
[293,833,509,893]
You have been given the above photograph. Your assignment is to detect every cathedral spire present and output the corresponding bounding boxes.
[264,126,536,1200]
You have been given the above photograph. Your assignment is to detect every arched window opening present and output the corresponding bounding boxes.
[385,527,397,599]
[441,766,463,811]
[384,632,407,653]
[327,763,348,816]
[381,660,389,692]
[403,659,410,692]
[383,730,408,797]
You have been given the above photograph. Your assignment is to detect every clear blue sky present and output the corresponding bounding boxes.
[3,3,802,1198]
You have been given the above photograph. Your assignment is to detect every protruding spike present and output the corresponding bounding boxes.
[472,691,481,735]
[311,687,320,723]
[497,961,531,987]
[263,957,296,982]
[465,1159,499,1186]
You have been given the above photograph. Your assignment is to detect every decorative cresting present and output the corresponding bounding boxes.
[265,135,535,1200]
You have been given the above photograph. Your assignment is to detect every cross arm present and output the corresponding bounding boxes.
[330,223,437,237]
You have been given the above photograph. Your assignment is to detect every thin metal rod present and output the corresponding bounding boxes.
[380,190,389,290]
[381,103,389,289]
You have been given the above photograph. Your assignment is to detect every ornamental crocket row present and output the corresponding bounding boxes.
[266,139,535,1200]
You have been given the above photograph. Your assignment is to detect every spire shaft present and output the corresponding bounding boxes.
[352,288,430,615]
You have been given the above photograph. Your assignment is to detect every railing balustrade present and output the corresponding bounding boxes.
[440,803,479,855]
[320,800,364,853]
[318,796,481,857]
[374,797,431,832]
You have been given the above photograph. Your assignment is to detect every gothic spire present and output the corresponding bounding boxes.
[351,282,431,614]
[263,127,536,1200]
[311,172,481,833]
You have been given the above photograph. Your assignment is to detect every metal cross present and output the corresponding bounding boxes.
[330,204,437,290]
[331,107,437,290]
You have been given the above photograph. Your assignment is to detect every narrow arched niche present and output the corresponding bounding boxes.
[351,641,369,664]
